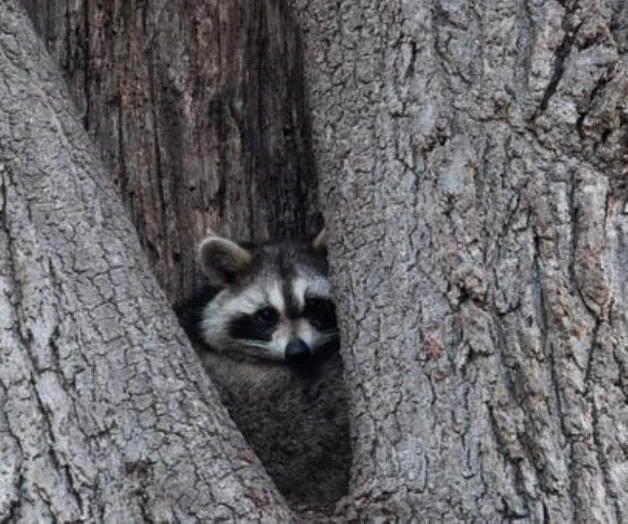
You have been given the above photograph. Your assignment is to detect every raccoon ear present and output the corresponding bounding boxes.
[312,228,327,251]
[198,235,253,287]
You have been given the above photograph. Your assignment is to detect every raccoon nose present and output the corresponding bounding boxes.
[285,338,311,366]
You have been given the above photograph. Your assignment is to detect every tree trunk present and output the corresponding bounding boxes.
[0,2,291,520]
[22,0,320,303]
[294,0,627,521]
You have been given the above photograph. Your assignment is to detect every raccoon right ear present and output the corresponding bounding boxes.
[312,228,327,251]
[198,235,253,287]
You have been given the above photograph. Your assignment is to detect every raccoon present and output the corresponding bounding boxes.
[178,228,339,365]
[175,230,350,508]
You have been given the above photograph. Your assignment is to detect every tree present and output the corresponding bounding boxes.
[20,0,350,516]
[3,0,627,522]
[0,2,291,520]
[293,0,627,521]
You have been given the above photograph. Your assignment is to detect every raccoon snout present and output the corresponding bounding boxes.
[285,338,311,366]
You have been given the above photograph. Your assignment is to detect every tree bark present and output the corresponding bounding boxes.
[22,0,320,303]
[294,0,628,521]
[7,0,628,521]
[0,2,291,521]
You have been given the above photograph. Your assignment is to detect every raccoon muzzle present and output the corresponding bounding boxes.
[285,338,311,366]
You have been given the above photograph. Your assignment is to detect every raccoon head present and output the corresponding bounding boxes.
[197,229,338,366]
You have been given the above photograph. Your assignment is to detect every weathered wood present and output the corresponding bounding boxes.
[22,0,320,303]
[0,2,292,520]
[294,0,628,521]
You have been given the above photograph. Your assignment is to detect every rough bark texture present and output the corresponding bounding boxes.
[22,0,320,303]
[294,0,628,521]
[0,2,292,521]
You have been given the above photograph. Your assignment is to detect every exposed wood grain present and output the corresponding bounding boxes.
[23,0,321,303]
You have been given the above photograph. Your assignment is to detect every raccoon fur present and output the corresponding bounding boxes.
[175,229,350,507]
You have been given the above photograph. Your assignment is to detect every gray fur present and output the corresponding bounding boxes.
[200,350,350,508]
[198,235,253,288]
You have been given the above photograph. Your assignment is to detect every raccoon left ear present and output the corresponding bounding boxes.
[198,235,253,287]
[312,228,327,251]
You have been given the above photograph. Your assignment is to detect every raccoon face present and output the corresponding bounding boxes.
[197,229,338,366]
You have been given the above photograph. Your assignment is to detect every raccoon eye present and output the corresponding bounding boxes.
[254,307,278,325]
[303,297,336,330]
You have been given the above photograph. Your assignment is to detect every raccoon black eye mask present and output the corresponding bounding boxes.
[227,307,279,342]
[176,229,339,367]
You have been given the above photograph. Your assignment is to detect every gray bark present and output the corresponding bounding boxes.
[5,0,627,521]
[0,2,292,521]
[22,0,320,304]
[294,0,628,522]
